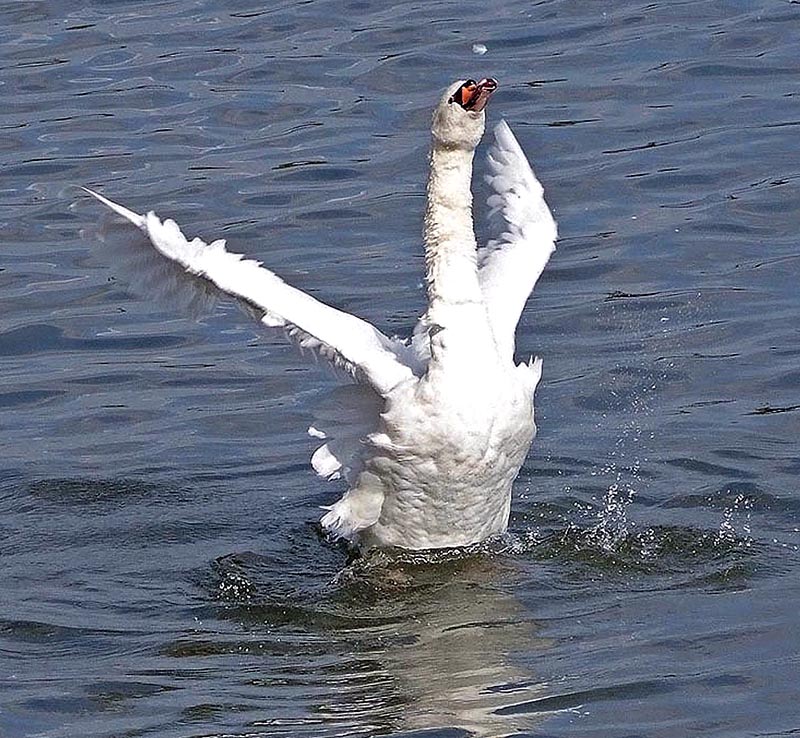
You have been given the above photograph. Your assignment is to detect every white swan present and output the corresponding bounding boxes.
[83,78,557,550]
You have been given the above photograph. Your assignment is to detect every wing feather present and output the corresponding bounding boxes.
[478,121,557,360]
[83,188,414,396]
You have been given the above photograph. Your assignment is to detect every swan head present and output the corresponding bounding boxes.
[432,77,498,151]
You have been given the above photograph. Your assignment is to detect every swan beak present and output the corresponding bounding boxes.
[450,77,498,113]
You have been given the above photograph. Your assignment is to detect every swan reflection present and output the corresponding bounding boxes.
[213,547,548,736]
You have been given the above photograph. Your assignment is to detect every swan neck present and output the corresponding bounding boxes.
[423,144,481,307]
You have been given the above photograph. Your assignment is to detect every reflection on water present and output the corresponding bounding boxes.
[3,0,800,736]
[0,465,789,738]
[210,548,548,737]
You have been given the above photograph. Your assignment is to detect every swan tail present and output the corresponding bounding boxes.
[83,188,415,396]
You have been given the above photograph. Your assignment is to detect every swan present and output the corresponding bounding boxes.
[83,77,557,550]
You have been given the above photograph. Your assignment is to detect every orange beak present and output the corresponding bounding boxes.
[449,78,498,112]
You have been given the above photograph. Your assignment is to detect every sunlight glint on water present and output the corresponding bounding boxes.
[1,1,799,737]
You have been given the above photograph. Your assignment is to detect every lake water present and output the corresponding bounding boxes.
[2,0,799,736]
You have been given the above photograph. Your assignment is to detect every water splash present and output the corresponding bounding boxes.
[584,414,646,553]
[716,492,753,548]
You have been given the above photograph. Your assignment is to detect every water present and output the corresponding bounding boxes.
[2,0,799,736]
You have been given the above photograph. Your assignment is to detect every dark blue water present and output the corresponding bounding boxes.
[2,1,799,736]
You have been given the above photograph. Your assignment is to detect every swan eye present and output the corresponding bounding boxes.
[449,79,478,108]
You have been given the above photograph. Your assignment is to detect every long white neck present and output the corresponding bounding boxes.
[423,145,483,312]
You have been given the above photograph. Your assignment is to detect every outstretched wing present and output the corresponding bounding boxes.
[83,188,414,397]
[478,121,557,361]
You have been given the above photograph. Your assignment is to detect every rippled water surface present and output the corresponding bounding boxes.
[2,1,800,736]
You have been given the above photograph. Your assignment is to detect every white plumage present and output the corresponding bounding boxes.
[84,78,557,550]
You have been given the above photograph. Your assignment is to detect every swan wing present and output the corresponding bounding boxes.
[308,384,382,482]
[478,121,557,360]
[83,188,414,396]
